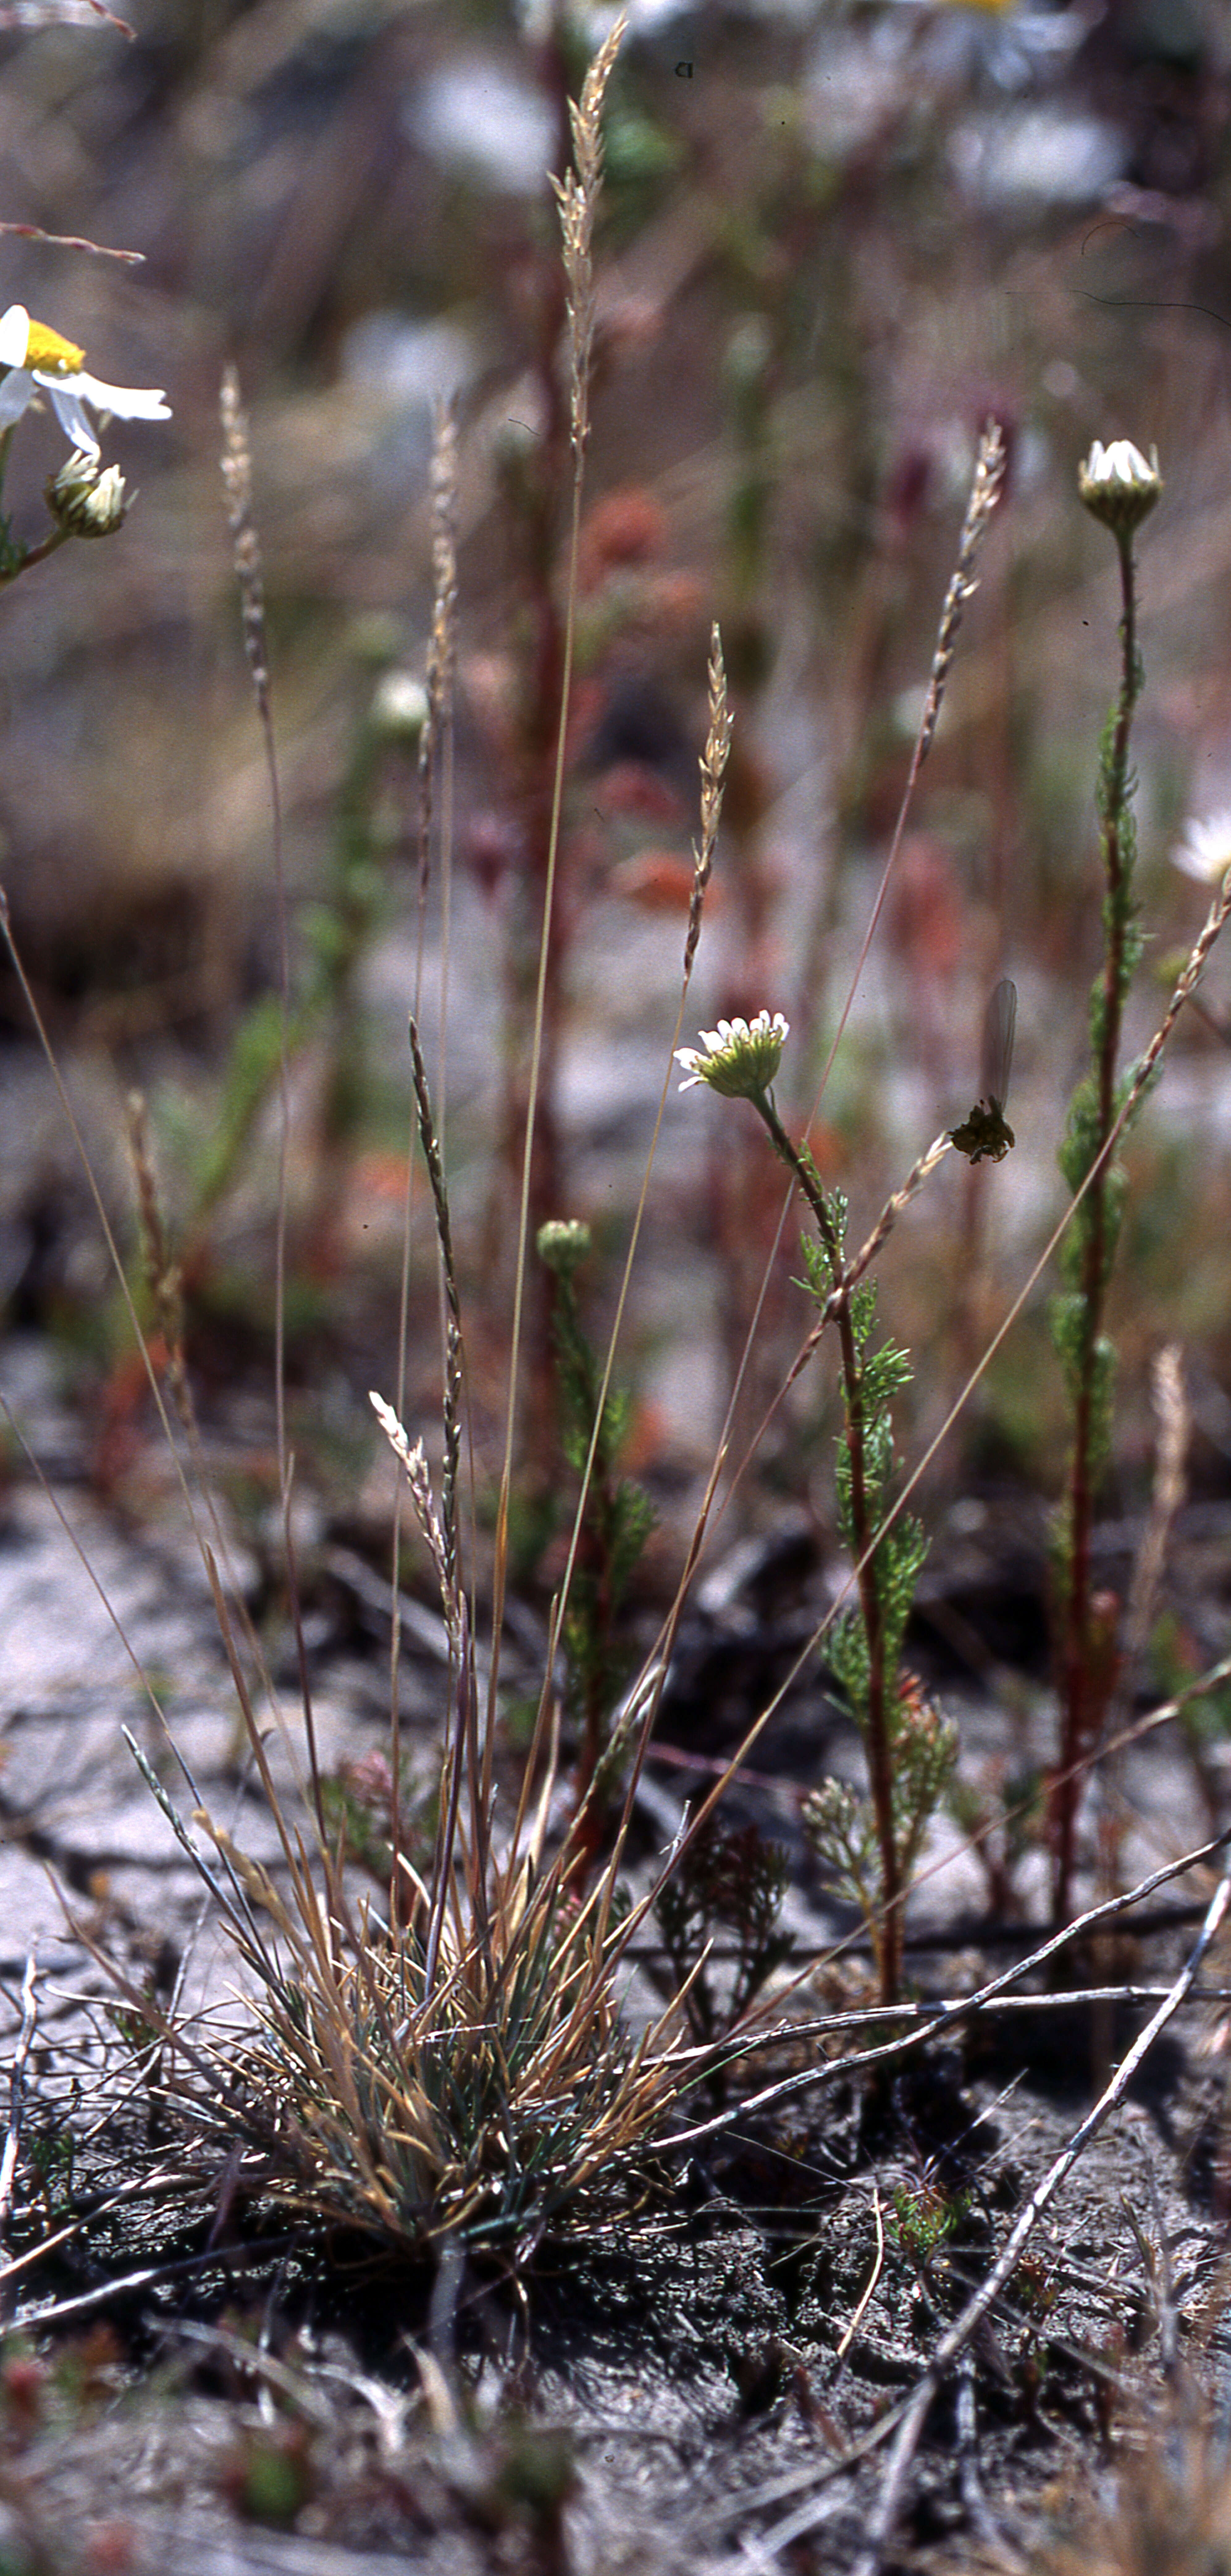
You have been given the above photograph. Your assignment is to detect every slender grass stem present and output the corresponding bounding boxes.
[490,14,625,1738]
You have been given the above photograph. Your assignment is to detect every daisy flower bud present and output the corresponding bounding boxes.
[1077,438,1162,537]
[675,1009,789,1101]
[45,449,128,539]
[537,1218,592,1277]
[369,667,429,747]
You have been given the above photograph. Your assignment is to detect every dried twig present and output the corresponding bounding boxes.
[0,219,140,258]
[16,2234,298,2334]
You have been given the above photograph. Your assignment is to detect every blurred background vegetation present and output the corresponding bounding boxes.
[1,0,1230,1562]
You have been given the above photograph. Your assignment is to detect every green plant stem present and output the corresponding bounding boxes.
[0,524,70,587]
[1053,529,1140,1926]
[756,1089,901,2000]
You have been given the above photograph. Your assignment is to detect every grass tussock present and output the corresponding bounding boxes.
[186,1768,689,2257]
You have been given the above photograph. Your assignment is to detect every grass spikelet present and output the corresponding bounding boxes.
[427,395,458,721]
[553,11,627,461]
[369,1395,464,1665]
[414,395,458,936]
[219,363,268,722]
[811,420,1007,1119]
[683,621,733,982]
[406,1015,465,1591]
[917,418,1006,765]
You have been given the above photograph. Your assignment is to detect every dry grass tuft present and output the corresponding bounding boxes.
[1028,2414,1231,2576]
[187,1773,690,2258]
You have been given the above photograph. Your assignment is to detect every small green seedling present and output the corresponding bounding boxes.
[949,977,1017,1165]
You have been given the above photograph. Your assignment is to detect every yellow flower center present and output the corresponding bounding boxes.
[24,317,86,375]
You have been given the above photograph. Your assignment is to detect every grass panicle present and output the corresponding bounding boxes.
[553,11,626,465]
[916,419,1007,768]
[806,421,1008,1133]
[683,621,733,983]
[219,364,268,724]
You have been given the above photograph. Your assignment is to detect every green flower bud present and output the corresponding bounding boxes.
[369,668,428,747]
[537,1219,592,1277]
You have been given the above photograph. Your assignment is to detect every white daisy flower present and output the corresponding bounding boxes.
[1080,436,1155,488]
[675,1009,789,1100]
[1171,810,1231,887]
[0,305,170,460]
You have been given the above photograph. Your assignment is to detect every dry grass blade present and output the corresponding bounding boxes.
[1035,2412,1231,2576]
[132,1273,705,2267]
[133,805,1231,2272]
[9,20,1231,2566]
[133,1577,706,2260]
[0,216,141,258]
